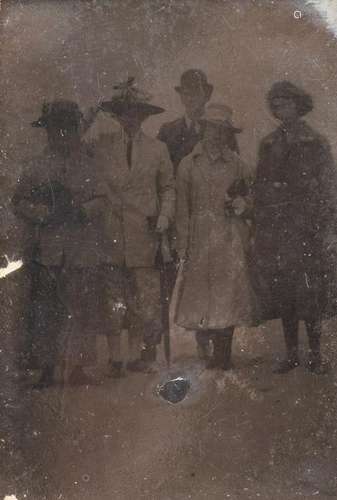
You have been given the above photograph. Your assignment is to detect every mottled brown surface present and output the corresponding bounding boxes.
[2,1,337,499]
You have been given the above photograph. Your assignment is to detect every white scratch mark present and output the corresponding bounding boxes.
[0,256,23,279]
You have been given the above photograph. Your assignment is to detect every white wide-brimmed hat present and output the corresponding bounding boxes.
[203,103,242,133]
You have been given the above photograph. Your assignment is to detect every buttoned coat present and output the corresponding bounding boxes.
[12,146,109,268]
[175,143,255,330]
[253,120,337,320]
[92,129,175,268]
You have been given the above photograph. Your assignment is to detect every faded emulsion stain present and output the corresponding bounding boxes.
[2,1,337,499]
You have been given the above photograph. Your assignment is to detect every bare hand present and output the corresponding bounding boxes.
[156,215,169,233]
[232,196,247,216]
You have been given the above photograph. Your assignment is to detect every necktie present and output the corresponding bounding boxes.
[126,137,133,169]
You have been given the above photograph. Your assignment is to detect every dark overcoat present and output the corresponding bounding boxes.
[253,120,337,320]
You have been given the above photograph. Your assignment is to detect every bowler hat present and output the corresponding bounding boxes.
[100,77,165,118]
[267,81,313,116]
[203,103,242,133]
[32,100,83,128]
[174,69,213,97]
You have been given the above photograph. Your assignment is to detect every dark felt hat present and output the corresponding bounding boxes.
[174,69,213,96]
[100,77,165,118]
[267,81,313,116]
[32,100,83,128]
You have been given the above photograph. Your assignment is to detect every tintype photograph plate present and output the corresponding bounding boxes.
[1,1,337,499]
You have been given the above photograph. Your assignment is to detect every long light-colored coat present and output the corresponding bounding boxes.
[175,142,255,330]
[93,129,175,268]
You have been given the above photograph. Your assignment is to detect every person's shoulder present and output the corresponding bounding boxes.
[178,143,202,175]
[259,129,279,147]
[158,117,185,139]
[297,121,328,146]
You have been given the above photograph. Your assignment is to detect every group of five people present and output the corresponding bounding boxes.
[11,69,337,388]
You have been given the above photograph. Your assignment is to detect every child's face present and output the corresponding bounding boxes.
[203,120,224,146]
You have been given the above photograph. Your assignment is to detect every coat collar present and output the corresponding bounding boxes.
[266,120,317,145]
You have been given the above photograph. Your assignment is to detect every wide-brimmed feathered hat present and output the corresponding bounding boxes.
[174,69,213,97]
[100,77,165,118]
[32,100,83,128]
[203,103,242,133]
[267,81,313,116]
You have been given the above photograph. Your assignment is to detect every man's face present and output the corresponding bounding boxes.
[117,109,144,136]
[270,97,299,123]
[179,88,209,119]
[46,120,79,152]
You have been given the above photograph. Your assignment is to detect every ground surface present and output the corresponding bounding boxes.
[6,319,337,500]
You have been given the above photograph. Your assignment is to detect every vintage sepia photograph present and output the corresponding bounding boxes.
[2,1,337,498]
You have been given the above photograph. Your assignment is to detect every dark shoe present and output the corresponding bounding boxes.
[306,355,329,375]
[206,356,222,370]
[273,357,300,374]
[32,366,54,390]
[126,359,155,373]
[141,345,157,363]
[107,361,125,379]
[68,367,97,386]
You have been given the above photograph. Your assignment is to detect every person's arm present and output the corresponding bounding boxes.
[156,143,175,233]
[11,169,49,224]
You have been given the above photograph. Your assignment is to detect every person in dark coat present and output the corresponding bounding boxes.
[158,69,241,360]
[12,100,124,386]
[253,81,337,374]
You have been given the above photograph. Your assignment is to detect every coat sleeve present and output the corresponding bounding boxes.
[176,157,191,255]
[312,136,337,231]
[11,165,39,223]
[157,143,175,221]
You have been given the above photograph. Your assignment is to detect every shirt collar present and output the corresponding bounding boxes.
[184,114,204,133]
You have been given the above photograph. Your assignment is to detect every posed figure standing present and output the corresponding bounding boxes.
[175,104,255,370]
[12,100,117,387]
[253,81,337,374]
[93,78,175,373]
[158,69,241,361]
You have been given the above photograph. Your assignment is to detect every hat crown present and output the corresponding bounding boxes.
[111,77,152,105]
[180,69,209,90]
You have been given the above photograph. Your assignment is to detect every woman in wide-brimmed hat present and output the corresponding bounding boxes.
[175,103,255,371]
[92,77,175,373]
[253,80,337,374]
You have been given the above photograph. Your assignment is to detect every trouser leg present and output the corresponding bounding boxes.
[207,327,234,370]
[281,315,299,362]
[60,267,98,385]
[305,319,321,356]
[195,330,211,360]
[102,265,125,364]
[126,267,161,370]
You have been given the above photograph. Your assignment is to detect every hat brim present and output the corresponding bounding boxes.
[201,118,242,133]
[174,83,214,95]
[100,101,165,117]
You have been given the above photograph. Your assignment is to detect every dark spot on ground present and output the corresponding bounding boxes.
[158,377,190,404]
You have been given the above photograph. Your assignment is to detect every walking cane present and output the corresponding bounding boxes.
[160,232,172,368]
